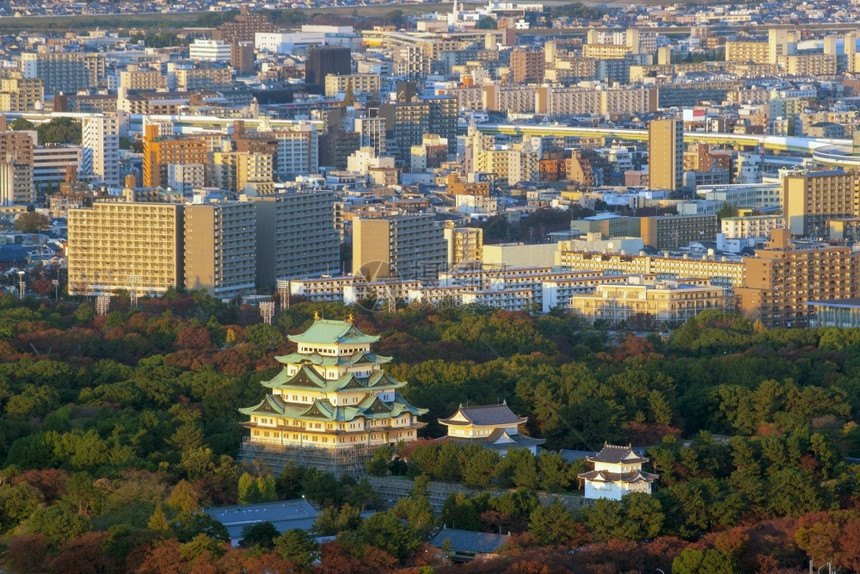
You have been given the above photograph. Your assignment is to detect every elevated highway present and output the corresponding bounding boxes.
[476,123,851,155]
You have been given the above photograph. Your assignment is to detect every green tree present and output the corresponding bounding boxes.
[538,451,573,492]
[25,506,91,546]
[313,503,362,536]
[240,521,279,549]
[672,548,737,574]
[528,501,575,547]
[357,512,421,562]
[583,498,626,542]
[274,529,318,569]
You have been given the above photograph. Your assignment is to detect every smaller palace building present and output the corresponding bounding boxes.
[438,402,545,455]
[239,316,427,475]
[578,444,658,500]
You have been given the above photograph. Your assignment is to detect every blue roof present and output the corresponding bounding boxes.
[429,528,510,554]
[203,499,319,542]
[0,245,29,263]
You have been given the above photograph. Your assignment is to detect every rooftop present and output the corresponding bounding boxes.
[429,528,511,555]
[439,403,526,427]
[203,499,318,542]
[587,443,649,465]
[287,317,380,345]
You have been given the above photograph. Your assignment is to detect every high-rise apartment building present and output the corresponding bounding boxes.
[353,214,447,281]
[184,200,256,297]
[22,52,105,95]
[143,125,208,188]
[510,47,545,84]
[782,170,858,237]
[768,28,798,65]
[737,229,860,328]
[355,116,387,157]
[379,96,457,164]
[0,77,43,112]
[213,6,275,43]
[81,113,121,187]
[249,190,340,289]
[273,125,320,180]
[212,151,274,192]
[648,119,684,192]
[0,160,34,206]
[443,223,484,267]
[68,200,184,295]
[0,130,35,205]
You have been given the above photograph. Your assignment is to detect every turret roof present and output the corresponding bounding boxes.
[287,318,379,345]
[274,350,392,366]
[261,365,407,393]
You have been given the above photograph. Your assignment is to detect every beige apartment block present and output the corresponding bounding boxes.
[725,41,769,64]
[324,74,381,97]
[582,43,632,59]
[443,223,483,266]
[0,77,43,112]
[184,201,256,297]
[120,66,167,91]
[174,68,232,91]
[782,170,858,236]
[786,54,837,76]
[68,201,184,295]
[569,279,727,325]
[558,250,745,288]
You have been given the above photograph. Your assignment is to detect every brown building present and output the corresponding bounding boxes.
[737,229,860,328]
[510,47,545,84]
[142,124,208,188]
[648,119,684,191]
[213,6,275,43]
[231,41,255,76]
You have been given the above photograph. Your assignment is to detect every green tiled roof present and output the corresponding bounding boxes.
[287,319,380,345]
[239,391,426,423]
[274,350,392,366]
[261,365,407,393]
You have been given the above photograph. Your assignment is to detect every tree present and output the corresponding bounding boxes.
[313,504,362,537]
[9,118,35,131]
[2,534,49,573]
[167,480,200,514]
[14,212,50,233]
[25,506,91,546]
[274,529,318,569]
[357,512,421,562]
[241,521,279,549]
[672,548,737,574]
[528,501,576,547]
[538,451,573,492]
[147,503,169,532]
